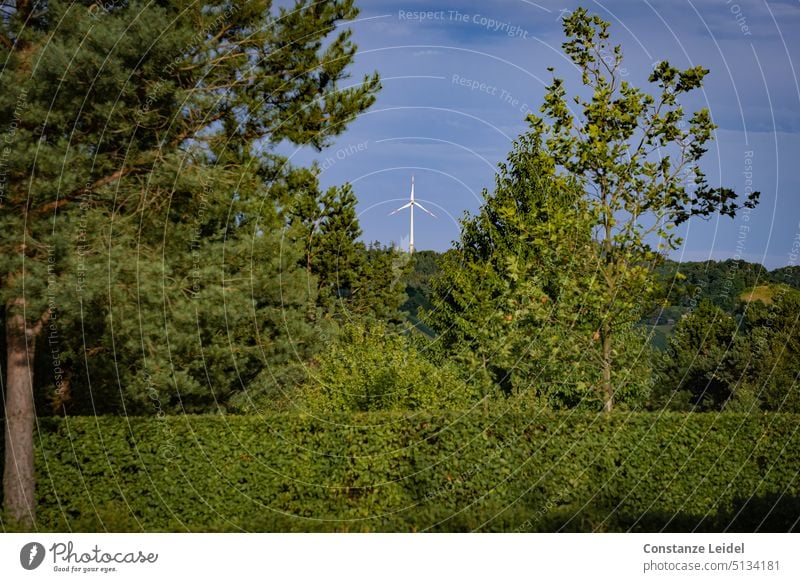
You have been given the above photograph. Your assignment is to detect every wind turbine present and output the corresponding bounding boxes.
[389,176,436,254]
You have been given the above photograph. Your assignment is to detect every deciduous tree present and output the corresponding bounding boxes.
[531,9,759,410]
[428,134,651,409]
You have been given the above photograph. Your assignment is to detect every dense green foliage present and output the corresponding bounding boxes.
[5,413,798,532]
[2,1,797,533]
[656,259,770,312]
[0,0,395,524]
[426,134,654,409]
[3,0,789,421]
[290,185,408,325]
[770,266,800,288]
[653,289,800,412]
[412,256,800,331]
[401,251,439,321]
[296,323,478,412]
[1,0,393,419]
[653,301,742,411]
[530,9,758,410]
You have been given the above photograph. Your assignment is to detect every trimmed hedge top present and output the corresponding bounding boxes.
[9,411,800,532]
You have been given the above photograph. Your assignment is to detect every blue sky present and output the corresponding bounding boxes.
[279,0,800,268]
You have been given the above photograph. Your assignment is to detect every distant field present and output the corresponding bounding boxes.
[741,285,776,305]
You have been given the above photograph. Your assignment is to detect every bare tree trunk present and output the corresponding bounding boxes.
[601,324,613,412]
[3,297,39,528]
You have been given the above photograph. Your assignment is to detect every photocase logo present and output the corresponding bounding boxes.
[20,542,46,570]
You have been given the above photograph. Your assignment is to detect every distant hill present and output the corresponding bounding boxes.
[769,265,800,288]
[646,260,800,348]
[401,254,800,345]
[655,259,770,312]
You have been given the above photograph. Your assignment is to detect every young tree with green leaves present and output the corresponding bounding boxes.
[427,134,652,409]
[530,8,759,411]
[1,0,378,527]
[427,134,585,403]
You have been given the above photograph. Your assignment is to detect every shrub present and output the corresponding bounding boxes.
[296,322,480,412]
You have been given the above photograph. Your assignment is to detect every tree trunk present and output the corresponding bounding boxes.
[3,298,38,528]
[601,323,613,412]
[600,186,614,413]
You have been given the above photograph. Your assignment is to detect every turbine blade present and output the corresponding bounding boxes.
[389,202,412,215]
[414,201,436,218]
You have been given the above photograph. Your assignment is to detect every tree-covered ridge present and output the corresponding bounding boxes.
[405,255,800,323]
[655,259,770,311]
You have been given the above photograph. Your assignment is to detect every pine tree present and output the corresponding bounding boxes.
[290,184,408,325]
[291,182,364,314]
[1,0,379,527]
[352,242,410,324]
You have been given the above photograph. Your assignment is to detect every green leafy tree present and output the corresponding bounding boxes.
[653,290,800,412]
[736,288,800,412]
[1,0,378,526]
[427,134,652,409]
[531,9,759,410]
[653,300,740,411]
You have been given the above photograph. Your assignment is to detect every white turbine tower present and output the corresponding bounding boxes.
[389,176,435,254]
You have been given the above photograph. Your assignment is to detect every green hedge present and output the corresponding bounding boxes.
[7,412,800,531]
